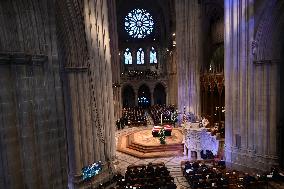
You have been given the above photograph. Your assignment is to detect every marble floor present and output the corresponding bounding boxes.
[114,125,191,189]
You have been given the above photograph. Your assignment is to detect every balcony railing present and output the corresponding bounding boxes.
[120,70,167,81]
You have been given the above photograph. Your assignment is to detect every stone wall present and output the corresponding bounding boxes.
[56,0,116,188]
[0,0,68,188]
[280,42,284,168]
[108,0,122,121]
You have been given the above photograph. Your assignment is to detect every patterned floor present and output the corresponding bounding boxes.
[114,125,191,189]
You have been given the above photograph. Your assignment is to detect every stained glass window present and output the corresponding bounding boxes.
[137,48,144,64]
[150,47,157,63]
[124,9,154,38]
[124,48,132,64]
[82,161,102,180]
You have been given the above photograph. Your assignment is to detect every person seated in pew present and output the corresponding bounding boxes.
[138,166,146,179]
[146,163,154,176]
[160,164,170,176]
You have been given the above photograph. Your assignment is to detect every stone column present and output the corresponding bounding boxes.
[150,88,154,106]
[135,91,138,106]
[224,0,278,171]
[209,90,214,116]
[168,50,178,106]
[175,0,202,116]
[197,151,202,160]
[165,87,168,106]
[108,0,121,120]
[64,73,83,178]
[68,0,116,188]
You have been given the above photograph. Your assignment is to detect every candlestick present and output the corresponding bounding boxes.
[161,113,163,125]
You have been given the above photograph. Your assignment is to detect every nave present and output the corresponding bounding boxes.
[1,0,284,188]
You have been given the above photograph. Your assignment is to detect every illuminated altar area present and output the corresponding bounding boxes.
[117,128,184,158]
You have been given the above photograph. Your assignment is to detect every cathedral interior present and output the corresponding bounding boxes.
[0,0,284,188]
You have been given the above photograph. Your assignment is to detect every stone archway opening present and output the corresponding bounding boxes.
[138,84,151,108]
[153,83,166,105]
[122,85,135,107]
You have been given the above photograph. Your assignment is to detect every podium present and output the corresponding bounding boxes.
[183,122,219,160]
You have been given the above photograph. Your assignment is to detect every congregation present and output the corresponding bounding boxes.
[182,160,284,189]
[148,105,177,125]
[117,107,147,128]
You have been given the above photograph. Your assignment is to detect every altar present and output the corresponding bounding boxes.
[152,125,173,137]
[182,122,220,160]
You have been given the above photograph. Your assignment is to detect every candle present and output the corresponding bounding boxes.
[161,113,163,125]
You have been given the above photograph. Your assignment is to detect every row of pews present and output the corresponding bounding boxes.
[114,162,176,189]
[182,160,284,189]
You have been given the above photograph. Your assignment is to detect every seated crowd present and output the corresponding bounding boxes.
[114,162,176,189]
[149,105,176,125]
[117,107,146,129]
[182,160,284,189]
[95,161,284,189]
[200,150,215,160]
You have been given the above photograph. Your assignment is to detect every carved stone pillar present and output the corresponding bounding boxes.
[168,50,178,106]
[150,88,154,106]
[224,0,278,171]
[64,0,116,188]
[165,87,168,106]
[135,92,138,106]
[108,0,121,120]
[197,151,202,160]
[175,0,202,116]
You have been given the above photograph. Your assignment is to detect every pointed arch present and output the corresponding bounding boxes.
[136,48,145,64]
[122,85,135,107]
[124,48,132,64]
[153,83,166,105]
[138,84,151,107]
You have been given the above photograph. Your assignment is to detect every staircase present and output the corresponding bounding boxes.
[127,134,184,153]
[117,128,184,158]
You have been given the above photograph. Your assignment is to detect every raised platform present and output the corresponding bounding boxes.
[117,128,184,158]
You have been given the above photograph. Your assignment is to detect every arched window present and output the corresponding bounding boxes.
[124,9,154,38]
[137,48,144,64]
[124,48,132,64]
[150,47,157,63]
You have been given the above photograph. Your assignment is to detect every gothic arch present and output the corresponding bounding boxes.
[153,83,166,105]
[122,84,135,107]
[138,84,151,107]
[253,0,284,62]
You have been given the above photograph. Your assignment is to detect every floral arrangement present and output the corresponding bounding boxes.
[158,128,166,144]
